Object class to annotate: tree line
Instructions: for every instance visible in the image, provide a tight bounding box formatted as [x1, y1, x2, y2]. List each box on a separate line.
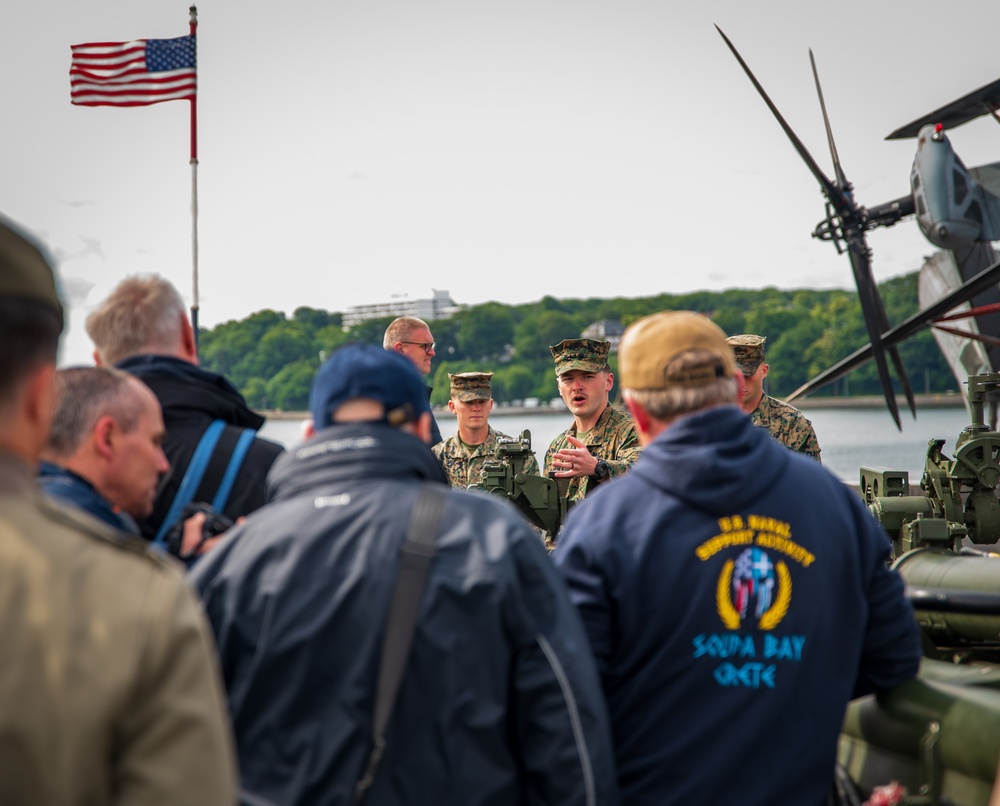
[197, 271, 955, 411]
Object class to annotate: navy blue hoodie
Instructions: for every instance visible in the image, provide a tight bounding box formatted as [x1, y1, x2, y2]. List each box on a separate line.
[554, 404, 921, 806]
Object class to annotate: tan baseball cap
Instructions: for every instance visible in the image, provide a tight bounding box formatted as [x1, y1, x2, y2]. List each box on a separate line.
[449, 371, 493, 402]
[619, 311, 736, 390]
[550, 339, 611, 376]
[0, 217, 63, 321]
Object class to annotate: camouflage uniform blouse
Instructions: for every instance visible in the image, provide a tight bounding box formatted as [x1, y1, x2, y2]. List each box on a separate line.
[433, 426, 541, 488]
[751, 394, 822, 462]
[543, 404, 641, 503]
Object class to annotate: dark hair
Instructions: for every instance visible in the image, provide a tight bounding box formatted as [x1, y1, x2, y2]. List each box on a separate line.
[0, 297, 62, 406]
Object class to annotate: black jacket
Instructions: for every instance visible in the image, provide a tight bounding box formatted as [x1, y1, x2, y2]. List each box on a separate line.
[117, 355, 284, 542]
[426, 383, 442, 446]
[190, 423, 618, 806]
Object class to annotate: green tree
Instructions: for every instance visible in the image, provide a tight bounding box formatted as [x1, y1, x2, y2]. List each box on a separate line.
[199, 309, 285, 380]
[234, 320, 314, 383]
[243, 377, 269, 411]
[265, 360, 318, 411]
[345, 317, 394, 346]
[457, 303, 514, 361]
[293, 306, 340, 330]
[493, 364, 537, 403]
[314, 324, 352, 358]
[513, 311, 583, 361]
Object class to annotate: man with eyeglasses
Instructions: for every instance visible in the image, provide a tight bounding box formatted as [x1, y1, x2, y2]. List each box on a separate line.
[384, 316, 443, 446]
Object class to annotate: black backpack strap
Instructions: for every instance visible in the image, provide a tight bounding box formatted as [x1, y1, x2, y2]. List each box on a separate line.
[354, 483, 447, 805]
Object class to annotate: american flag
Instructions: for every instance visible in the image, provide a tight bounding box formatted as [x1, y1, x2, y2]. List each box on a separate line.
[70, 35, 196, 107]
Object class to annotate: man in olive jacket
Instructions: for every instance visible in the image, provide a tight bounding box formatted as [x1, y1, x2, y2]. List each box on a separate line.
[0, 216, 236, 805]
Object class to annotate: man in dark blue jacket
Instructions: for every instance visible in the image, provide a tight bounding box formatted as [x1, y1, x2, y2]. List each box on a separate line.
[554, 311, 921, 806]
[86, 275, 284, 544]
[190, 344, 618, 806]
[39, 366, 169, 535]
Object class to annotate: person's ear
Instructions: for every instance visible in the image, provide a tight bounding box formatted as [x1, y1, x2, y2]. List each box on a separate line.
[180, 314, 198, 365]
[624, 396, 651, 436]
[93, 415, 116, 460]
[303, 419, 316, 439]
[25, 363, 57, 445]
[414, 411, 432, 444]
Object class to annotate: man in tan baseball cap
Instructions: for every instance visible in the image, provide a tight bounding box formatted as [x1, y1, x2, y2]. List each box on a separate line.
[552, 310, 920, 806]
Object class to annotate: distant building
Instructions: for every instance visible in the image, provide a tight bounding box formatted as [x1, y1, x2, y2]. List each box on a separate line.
[341, 289, 460, 328]
[582, 319, 624, 354]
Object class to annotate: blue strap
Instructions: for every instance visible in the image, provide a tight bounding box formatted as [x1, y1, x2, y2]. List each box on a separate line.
[152, 420, 227, 548]
[211, 427, 256, 512]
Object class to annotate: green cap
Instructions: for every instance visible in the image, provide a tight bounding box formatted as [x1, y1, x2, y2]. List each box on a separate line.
[550, 339, 610, 376]
[0, 217, 63, 322]
[449, 371, 493, 402]
[727, 334, 766, 376]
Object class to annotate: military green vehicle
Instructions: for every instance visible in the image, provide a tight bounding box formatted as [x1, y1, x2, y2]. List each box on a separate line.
[470, 429, 573, 537]
[843, 373, 1000, 805]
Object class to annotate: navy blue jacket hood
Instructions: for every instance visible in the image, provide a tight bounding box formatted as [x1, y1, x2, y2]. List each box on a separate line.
[267, 421, 447, 500]
[632, 404, 787, 513]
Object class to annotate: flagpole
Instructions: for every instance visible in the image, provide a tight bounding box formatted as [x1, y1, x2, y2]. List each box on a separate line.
[189, 4, 200, 352]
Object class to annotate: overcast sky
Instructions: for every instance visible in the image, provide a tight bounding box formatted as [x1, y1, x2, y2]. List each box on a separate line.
[4, 0, 999, 365]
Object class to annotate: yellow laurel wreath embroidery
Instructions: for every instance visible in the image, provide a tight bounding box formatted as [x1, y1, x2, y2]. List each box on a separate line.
[716, 559, 740, 630]
[758, 561, 791, 631]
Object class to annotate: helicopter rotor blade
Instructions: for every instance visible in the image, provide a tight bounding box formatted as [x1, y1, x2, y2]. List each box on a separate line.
[715, 26, 850, 213]
[810, 49, 848, 190]
[786, 257, 1000, 401]
[845, 238, 902, 428]
[717, 25, 912, 426]
[869, 277, 918, 418]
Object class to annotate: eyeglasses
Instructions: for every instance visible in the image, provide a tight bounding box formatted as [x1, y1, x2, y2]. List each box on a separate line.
[401, 341, 435, 354]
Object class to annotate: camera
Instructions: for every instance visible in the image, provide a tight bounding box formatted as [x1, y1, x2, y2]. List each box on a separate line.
[164, 501, 234, 558]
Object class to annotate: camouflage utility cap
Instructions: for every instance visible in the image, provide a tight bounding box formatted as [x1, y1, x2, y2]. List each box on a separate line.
[449, 371, 493, 402]
[0, 217, 63, 321]
[727, 334, 766, 376]
[550, 339, 610, 376]
[619, 311, 736, 390]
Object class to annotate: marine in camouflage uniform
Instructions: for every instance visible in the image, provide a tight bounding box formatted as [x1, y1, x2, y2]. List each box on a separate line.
[543, 404, 640, 501]
[544, 339, 641, 506]
[433, 372, 541, 487]
[728, 333, 822, 462]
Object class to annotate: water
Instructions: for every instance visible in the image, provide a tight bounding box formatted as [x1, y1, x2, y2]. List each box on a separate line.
[260, 405, 975, 484]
